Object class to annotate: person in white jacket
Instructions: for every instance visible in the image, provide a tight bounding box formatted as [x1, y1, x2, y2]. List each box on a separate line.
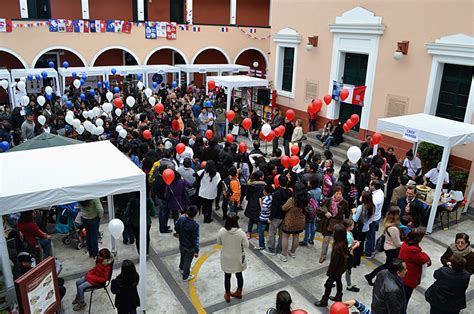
[291, 119, 304, 152]
[217, 213, 249, 303]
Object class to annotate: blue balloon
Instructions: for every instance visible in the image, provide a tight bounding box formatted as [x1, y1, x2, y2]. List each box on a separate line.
[48, 61, 54, 68]
[205, 100, 212, 107]
[0, 141, 10, 152]
[41, 71, 48, 79]
[81, 73, 87, 80]
[27, 74, 33, 81]
[80, 93, 86, 101]
[137, 73, 143, 81]
[111, 68, 116, 75]
[46, 94, 52, 100]
[103, 80, 109, 87]
[61, 95, 68, 101]
[152, 81, 158, 89]
[171, 81, 177, 88]
[80, 79, 85, 86]
[113, 87, 120, 93]
[62, 61, 69, 69]
[35, 74, 41, 80]
[89, 90, 95, 96]
[71, 72, 77, 78]
[66, 100, 72, 108]
[97, 82, 102, 88]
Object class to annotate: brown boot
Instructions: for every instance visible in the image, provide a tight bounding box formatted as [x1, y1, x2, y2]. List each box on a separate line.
[230, 290, 242, 299]
[224, 293, 231, 303]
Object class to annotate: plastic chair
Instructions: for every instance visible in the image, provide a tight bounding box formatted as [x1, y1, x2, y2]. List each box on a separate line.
[84, 261, 115, 314]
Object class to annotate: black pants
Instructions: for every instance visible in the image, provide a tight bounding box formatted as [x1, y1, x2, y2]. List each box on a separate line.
[272, 137, 279, 153]
[201, 198, 214, 223]
[132, 225, 151, 255]
[309, 119, 317, 132]
[323, 274, 342, 298]
[366, 248, 400, 280]
[283, 139, 290, 156]
[117, 308, 137, 314]
[224, 272, 243, 294]
[179, 246, 195, 280]
[404, 285, 414, 306]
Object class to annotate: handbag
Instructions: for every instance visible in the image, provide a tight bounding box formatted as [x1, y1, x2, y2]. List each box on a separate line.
[375, 229, 392, 252]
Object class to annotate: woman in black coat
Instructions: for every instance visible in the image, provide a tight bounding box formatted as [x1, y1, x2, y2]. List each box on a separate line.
[425, 253, 470, 314]
[244, 171, 266, 238]
[111, 260, 140, 314]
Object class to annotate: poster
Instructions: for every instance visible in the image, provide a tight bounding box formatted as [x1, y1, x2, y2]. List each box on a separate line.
[157, 22, 167, 38]
[403, 128, 418, 142]
[166, 22, 177, 40]
[145, 22, 157, 39]
[26, 272, 56, 314]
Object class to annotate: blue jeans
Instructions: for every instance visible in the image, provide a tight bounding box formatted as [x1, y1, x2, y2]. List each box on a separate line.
[217, 123, 226, 139]
[257, 222, 269, 248]
[229, 203, 239, 214]
[323, 136, 334, 147]
[365, 220, 380, 255]
[38, 238, 52, 259]
[75, 276, 93, 301]
[82, 216, 100, 258]
[303, 218, 316, 243]
[157, 198, 170, 232]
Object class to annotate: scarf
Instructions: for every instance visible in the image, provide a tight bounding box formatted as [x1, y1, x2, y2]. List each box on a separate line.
[450, 243, 472, 257]
[331, 195, 342, 215]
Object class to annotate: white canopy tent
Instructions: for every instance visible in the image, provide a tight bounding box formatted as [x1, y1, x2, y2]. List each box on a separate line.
[207, 75, 269, 133]
[103, 66, 146, 85]
[58, 66, 107, 93]
[143, 65, 181, 89]
[0, 141, 148, 311]
[376, 113, 474, 233]
[10, 68, 60, 107]
[0, 70, 14, 107]
[178, 64, 250, 85]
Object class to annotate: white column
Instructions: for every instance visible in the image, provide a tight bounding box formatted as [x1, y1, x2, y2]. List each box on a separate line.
[268, 0, 272, 26]
[426, 145, 450, 233]
[0, 219, 14, 289]
[107, 195, 116, 253]
[19, 0, 28, 18]
[137, 0, 145, 21]
[81, 0, 89, 19]
[138, 188, 147, 312]
[186, 0, 193, 24]
[178, 72, 182, 87]
[230, 0, 237, 25]
[226, 87, 233, 133]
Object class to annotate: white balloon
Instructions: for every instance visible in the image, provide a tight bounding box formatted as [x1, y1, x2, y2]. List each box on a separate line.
[144, 88, 152, 98]
[347, 146, 362, 163]
[87, 110, 94, 119]
[91, 125, 97, 135]
[137, 81, 144, 90]
[84, 120, 93, 132]
[65, 115, 74, 125]
[72, 118, 81, 129]
[106, 91, 113, 102]
[95, 118, 104, 127]
[66, 110, 74, 117]
[95, 126, 104, 135]
[76, 125, 85, 135]
[148, 96, 156, 106]
[102, 102, 113, 113]
[126, 96, 136, 107]
[20, 77, 26, 83]
[115, 108, 122, 116]
[45, 86, 53, 95]
[82, 110, 89, 119]
[119, 129, 127, 139]
[20, 95, 30, 107]
[37, 115, 46, 126]
[0, 80, 8, 90]
[37, 95, 46, 106]
[261, 123, 271, 136]
[92, 107, 100, 117]
[108, 219, 124, 239]
[17, 81, 26, 92]
[115, 125, 123, 132]
[73, 79, 81, 89]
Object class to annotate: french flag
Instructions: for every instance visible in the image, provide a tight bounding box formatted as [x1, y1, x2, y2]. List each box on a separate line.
[249, 28, 256, 33]
[192, 26, 200, 32]
[221, 27, 228, 32]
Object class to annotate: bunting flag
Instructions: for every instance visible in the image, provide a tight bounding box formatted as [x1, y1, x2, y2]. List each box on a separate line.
[192, 26, 200, 32]
[48, 19, 58, 32]
[0, 18, 13, 32]
[249, 28, 256, 33]
[331, 80, 366, 106]
[179, 24, 189, 31]
[237, 26, 269, 40]
[221, 27, 229, 32]
[122, 21, 132, 33]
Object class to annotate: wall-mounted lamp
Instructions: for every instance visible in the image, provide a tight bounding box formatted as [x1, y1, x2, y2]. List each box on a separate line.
[306, 36, 318, 51]
[393, 41, 409, 60]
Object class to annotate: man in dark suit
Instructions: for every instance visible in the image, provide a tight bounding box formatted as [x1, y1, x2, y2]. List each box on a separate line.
[397, 185, 424, 227]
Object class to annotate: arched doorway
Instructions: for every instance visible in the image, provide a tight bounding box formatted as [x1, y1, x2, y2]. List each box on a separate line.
[192, 47, 230, 87]
[146, 48, 187, 85]
[92, 48, 139, 66]
[33, 48, 86, 69]
[235, 48, 267, 77]
[0, 50, 26, 105]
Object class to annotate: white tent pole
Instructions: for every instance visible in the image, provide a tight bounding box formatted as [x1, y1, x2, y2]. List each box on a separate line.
[0, 218, 14, 289]
[138, 188, 147, 312]
[372, 144, 378, 157]
[226, 86, 232, 134]
[426, 145, 450, 233]
[107, 195, 116, 253]
[186, 71, 190, 86]
[178, 71, 182, 87]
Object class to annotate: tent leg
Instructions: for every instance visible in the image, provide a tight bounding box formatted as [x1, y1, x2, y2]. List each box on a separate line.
[0, 219, 14, 289]
[107, 195, 116, 254]
[226, 87, 233, 134]
[372, 144, 378, 157]
[138, 189, 147, 312]
[426, 145, 450, 234]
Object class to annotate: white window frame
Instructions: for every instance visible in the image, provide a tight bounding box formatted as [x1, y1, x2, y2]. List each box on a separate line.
[424, 34, 474, 124]
[273, 28, 301, 99]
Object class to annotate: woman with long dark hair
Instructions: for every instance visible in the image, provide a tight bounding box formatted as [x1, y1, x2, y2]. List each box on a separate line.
[111, 259, 140, 314]
[164, 170, 192, 222]
[244, 171, 266, 239]
[351, 189, 375, 266]
[197, 160, 221, 223]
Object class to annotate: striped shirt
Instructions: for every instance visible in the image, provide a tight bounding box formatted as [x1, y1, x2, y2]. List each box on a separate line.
[259, 195, 272, 222]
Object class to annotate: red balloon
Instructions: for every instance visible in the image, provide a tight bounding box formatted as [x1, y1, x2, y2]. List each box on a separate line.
[259, 131, 267, 141]
[155, 103, 164, 114]
[242, 118, 252, 131]
[238, 142, 247, 153]
[266, 130, 276, 142]
[176, 143, 185, 154]
[274, 175, 280, 188]
[225, 134, 234, 144]
[324, 94, 332, 105]
[226, 110, 235, 122]
[113, 98, 123, 109]
[346, 119, 354, 129]
[162, 169, 175, 185]
[330, 301, 349, 314]
[372, 132, 383, 145]
[350, 114, 360, 124]
[205, 129, 213, 140]
[143, 130, 151, 140]
[279, 125, 286, 136]
[290, 155, 300, 167]
[340, 89, 349, 101]
[286, 109, 295, 121]
[208, 80, 215, 91]
[343, 123, 349, 133]
[291, 144, 299, 156]
[370, 139, 374, 147]
[292, 310, 308, 314]
[312, 99, 322, 113]
[274, 127, 281, 137]
[281, 156, 290, 168]
[200, 161, 207, 168]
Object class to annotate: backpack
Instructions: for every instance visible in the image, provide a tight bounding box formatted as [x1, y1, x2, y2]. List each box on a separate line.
[223, 177, 239, 199]
[322, 174, 334, 197]
[308, 197, 319, 221]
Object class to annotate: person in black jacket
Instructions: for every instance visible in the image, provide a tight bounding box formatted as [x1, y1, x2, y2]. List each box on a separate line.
[111, 259, 140, 314]
[425, 253, 470, 314]
[175, 206, 200, 282]
[371, 258, 407, 314]
[152, 165, 172, 233]
[282, 118, 294, 157]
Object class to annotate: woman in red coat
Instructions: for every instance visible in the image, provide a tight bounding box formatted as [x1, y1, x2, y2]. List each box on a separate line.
[398, 227, 431, 306]
[72, 248, 114, 311]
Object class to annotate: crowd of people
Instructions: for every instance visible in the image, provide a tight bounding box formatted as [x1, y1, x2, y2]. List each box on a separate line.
[1, 78, 472, 314]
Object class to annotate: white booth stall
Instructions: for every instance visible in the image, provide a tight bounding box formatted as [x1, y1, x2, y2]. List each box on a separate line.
[178, 64, 250, 86]
[10, 68, 60, 107]
[58, 66, 107, 93]
[143, 65, 181, 89]
[0, 70, 14, 107]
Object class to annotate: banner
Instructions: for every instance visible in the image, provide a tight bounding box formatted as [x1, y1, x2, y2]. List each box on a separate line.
[157, 22, 167, 38]
[332, 80, 366, 106]
[331, 80, 343, 101]
[145, 22, 157, 39]
[0, 18, 13, 32]
[122, 21, 132, 33]
[166, 22, 177, 40]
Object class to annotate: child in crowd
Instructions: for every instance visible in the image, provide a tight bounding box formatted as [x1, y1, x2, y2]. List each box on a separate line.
[344, 219, 360, 292]
[256, 185, 273, 250]
[400, 215, 412, 237]
[224, 167, 241, 213]
[175, 206, 200, 282]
